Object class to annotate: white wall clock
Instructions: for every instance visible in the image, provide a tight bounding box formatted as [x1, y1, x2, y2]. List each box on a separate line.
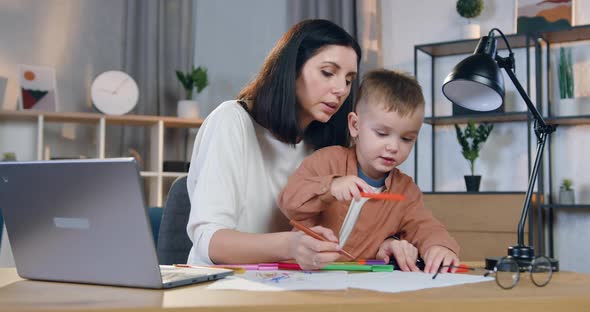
[91, 71, 139, 115]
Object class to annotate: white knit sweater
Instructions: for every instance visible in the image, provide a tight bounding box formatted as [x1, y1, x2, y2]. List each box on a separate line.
[186, 101, 312, 264]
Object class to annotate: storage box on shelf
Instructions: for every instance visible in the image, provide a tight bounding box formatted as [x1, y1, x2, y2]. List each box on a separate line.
[425, 192, 526, 261]
[0, 110, 203, 207]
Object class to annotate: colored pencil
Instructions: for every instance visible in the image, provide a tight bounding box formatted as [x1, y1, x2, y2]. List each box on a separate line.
[174, 264, 246, 274]
[289, 219, 355, 260]
[360, 192, 405, 201]
[278, 262, 302, 270]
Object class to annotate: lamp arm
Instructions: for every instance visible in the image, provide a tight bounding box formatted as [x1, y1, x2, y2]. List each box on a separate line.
[498, 66, 556, 247]
[518, 131, 547, 246]
[498, 61, 549, 128]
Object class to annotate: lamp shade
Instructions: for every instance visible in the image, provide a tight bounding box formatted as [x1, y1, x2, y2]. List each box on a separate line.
[442, 40, 505, 112]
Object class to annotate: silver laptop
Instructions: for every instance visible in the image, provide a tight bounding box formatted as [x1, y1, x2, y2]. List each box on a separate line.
[0, 158, 232, 288]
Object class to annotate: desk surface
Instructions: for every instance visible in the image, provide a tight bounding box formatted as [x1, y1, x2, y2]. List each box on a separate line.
[1, 267, 590, 312]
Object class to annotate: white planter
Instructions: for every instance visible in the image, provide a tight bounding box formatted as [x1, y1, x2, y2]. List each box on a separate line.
[463, 23, 480, 39]
[559, 189, 575, 205]
[177, 100, 200, 119]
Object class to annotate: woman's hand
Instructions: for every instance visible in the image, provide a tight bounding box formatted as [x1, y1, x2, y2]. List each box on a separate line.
[288, 225, 342, 270]
[422, 245, 459, 274]
[376, 238, 421, 272]
[330, 175, 373, 201]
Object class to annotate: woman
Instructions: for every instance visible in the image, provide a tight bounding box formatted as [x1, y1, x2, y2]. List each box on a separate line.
[186, 19, 361, 268]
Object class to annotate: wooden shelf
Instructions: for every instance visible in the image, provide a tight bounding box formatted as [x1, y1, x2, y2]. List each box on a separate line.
[424, 112, 529, 125]
[416, 33, 529, 57]
[1, 109, 202, 207]
[542, 204, 590, 210]
[0, 110, 204, 128]
[415, 25, 590, 58]
[161, 172, 188, 178]
[546, 115, 590, 126]
[541, 24, 590, 45]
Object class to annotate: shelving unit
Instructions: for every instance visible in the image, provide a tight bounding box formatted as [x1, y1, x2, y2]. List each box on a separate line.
[537, 25, 590, 257]
[414, 32, 536, 192]
[413, 25, 590, 260]
[0, 110, 203, 207]
[413, 33, 540, 261]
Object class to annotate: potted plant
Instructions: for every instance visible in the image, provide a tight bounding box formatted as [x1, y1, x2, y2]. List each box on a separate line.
[1, 152, 16, 161]
[175, 66, 208, 119]
[454, 121, 493, 192]
[456, 0, 484, 39]
[559, 178, 575, 205]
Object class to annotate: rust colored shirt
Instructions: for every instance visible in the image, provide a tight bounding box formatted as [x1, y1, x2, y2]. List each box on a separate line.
[279, 146, 460, 260]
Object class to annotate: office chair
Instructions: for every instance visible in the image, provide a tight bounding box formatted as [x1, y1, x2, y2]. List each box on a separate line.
[147, 207, 163, 247]
[156, 176, 193, 265]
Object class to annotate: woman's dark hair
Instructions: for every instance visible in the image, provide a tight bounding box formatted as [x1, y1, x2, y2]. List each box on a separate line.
[238, 19, 361, 149]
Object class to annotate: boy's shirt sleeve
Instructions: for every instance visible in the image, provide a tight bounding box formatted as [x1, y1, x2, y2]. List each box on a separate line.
[278, 148, 340, 222]
[397, 184, 461, 256]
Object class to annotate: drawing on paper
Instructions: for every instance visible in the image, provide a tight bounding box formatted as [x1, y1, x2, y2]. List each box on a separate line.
[255, 271, 312, 284]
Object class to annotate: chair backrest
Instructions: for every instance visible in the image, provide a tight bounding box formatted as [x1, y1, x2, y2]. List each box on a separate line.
[156, 176, 193, 265]
[147, 207, 163, 247]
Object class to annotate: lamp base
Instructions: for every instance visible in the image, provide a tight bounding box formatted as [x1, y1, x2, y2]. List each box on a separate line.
[485, 245, 559, 271]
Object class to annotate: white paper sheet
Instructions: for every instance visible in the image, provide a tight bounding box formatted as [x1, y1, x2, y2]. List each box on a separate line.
[347, 271, 494, 293]
[206, 270, 348, 291]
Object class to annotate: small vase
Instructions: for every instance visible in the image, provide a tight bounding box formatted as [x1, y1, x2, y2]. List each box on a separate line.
[177, 100, 200, 119]
[559, 188, 575, 205]
[464, 175, 481, 192]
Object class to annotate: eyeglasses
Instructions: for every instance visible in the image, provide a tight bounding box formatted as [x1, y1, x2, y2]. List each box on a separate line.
[432, 256, 553, 290]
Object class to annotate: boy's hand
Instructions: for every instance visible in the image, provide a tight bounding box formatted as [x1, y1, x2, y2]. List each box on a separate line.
[330, 175, 373, 201]
[376, 237, 421, 272]
[422, 245, 459, 274]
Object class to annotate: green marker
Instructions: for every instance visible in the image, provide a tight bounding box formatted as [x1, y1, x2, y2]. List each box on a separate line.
[321, 264, 373, 271]
[371, 265, 394, 272]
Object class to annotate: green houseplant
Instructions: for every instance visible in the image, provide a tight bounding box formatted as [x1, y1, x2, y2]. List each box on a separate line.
[558, 47, 574, 99]
[175, 66, 208, 118]
[1, 152, 16, 161]
[454, 121, 494, 191]
[456, 0, 484, 39]
[559, 178, 575, 205]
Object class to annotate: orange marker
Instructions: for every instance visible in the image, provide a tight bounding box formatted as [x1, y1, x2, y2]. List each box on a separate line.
[360, 192, 405, 201]
[289, 219, 355, 260]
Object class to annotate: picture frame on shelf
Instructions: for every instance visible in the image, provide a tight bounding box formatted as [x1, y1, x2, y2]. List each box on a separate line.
[17, 64, 59, 112]
[516, 0, 573, 34]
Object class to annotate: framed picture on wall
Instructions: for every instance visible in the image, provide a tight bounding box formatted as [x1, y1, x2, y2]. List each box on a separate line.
[17, 64, 58, 112]
[516, 0, 573, 34]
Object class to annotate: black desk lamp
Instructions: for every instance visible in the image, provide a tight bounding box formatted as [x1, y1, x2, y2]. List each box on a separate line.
[441, 28, 558, 270]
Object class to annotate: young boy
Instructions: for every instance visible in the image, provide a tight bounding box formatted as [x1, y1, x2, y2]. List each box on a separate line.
[279, 69, 460, 273]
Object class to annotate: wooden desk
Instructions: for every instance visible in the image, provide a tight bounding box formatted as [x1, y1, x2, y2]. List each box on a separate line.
[1, 268, 590, 311]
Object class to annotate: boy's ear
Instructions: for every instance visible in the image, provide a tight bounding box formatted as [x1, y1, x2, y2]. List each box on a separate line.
[348, 112, 359, 138]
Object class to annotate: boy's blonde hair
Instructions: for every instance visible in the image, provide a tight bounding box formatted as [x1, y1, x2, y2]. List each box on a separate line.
[354, 69, 425, 117]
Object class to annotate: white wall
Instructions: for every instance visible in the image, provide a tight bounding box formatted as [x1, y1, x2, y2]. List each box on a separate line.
[382, 0, 590, 273]
[192, 0, 289, 117]
[0, 0, 126, 161]
[0, 0, 126, 267]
